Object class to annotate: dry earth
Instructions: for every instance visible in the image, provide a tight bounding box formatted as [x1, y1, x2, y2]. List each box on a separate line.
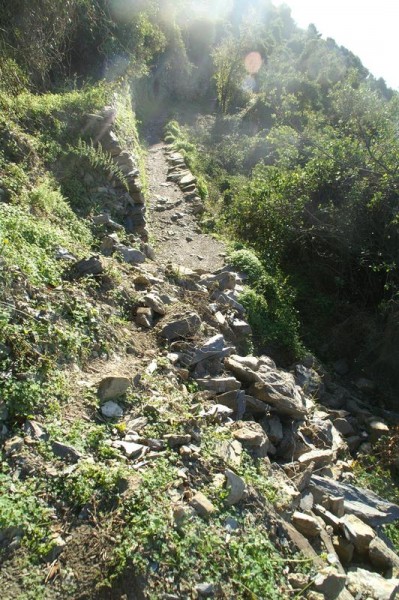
[146, 142, 226, 272]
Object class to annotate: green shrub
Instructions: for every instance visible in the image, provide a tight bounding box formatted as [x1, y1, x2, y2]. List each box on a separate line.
[229, 248, 265, 284]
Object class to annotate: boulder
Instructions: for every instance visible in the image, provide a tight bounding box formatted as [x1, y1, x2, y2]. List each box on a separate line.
[143, 293, 166, 316]
[248, 369, 308, 419]
[298, 449, 334, 469]
[51, 441, 82, 463]
[230, 355, 260, 371]
[136, 307, 153, 328]
[112, 441, 146, 459]
[101, 401, 123, 418]
[197, 377, 241, 394]
[225, 469, 246, 505]
[190, 492, 215, 518]
[72, 256, 105, 278]
[309, 475, 399, 526]
[190, 334, 233, 366]
[98, 376, 131, 400]
[292, 511, 321, 538]
[159, 312, 201, 341]
[233, 422, 269, 449]
[115, 245, 146, 264]
[224, 357, 259, 385]
[217, 440, 243, 467]
[313, 568, 347, 600]
[347, 567, 399, 600]
[230, 319, 252, 336]
[369, 536, 399, 571]
[92, 213, 124, 230]
[367, 418, 389, 443]
[341, 514, 375, 554]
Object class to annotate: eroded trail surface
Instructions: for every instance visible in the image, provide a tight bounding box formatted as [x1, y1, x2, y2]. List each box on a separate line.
[146, 142, 226, 271]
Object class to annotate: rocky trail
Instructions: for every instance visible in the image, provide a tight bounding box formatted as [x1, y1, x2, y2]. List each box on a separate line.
[2, 107, 399, 600]
[146, 142, 225, 272]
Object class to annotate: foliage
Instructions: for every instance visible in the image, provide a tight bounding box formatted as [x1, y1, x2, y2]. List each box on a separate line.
[164, 120, 208, 199]
[229, 247, 303, 359]
[0, 469, 55, 557]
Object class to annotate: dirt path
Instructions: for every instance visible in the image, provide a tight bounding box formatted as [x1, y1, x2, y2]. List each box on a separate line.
[146, 142, 226, 272]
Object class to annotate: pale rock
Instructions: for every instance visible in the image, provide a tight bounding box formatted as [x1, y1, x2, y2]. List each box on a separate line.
[369, 536, 399, 571]
[101, 401, 123, 418]
[300, 491, 314, 512]
[115, 245, 146, 264]
[225, 469, 246, 505]
[126, 417, 148, 432]
[367, 418, 389, 443]
[23, 420, 47, 440]
[136, 307, 153, 328]
[218, 440, 243, 467]
[313, 504, 341, 532]
[143, 293, 166, 316]
[347, 567, 399, 600]
[196, 583, 215, 597]
[309, 475, 399, 526]
[313, 568, 347, 599]
[248, 369, 308, 419]
[231, 319, 252, 336]
[224, 356, 259, 385]
[261, 415, 283, 445]
[230, 354, 260, 371]
[258, 355, 276, 370]
[190, 334, 233, 365]
[190, 492, 215, 518]
[233, 422, 269, 448]
[330, 496, 345, 518]
[197, 377, 241, 394]
[298, 449, 334, 468]
[98, 376, 131, 400]
[292, 511, 321, 538]
[341, 514, 375, 554]
[112, 440, 146, 459]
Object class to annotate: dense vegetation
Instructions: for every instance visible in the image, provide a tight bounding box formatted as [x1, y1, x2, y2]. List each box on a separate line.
[1, 1, 399, 598]
[159, 1, 399, 398]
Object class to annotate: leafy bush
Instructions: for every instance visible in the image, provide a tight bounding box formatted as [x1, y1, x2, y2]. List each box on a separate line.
[229, 248, 265, 284]
[229, 248, 303, 359]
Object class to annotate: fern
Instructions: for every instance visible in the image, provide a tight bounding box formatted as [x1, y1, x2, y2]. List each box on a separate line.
[71, 139, 129, 191]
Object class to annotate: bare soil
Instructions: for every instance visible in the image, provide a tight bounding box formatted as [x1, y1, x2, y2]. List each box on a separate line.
[146, 143, 226, 272]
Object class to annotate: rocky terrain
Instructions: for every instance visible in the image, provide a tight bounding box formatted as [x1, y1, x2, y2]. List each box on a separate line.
[2, 105, 399, 600]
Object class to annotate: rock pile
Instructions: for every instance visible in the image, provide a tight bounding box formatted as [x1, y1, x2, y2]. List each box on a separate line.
[108, 250, 399, 599]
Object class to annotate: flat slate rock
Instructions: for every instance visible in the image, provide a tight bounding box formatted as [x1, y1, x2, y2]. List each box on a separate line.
[309, 475, 399, 526]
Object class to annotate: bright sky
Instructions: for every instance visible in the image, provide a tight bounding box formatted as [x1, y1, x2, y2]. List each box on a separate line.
[277, 0, 399, 90]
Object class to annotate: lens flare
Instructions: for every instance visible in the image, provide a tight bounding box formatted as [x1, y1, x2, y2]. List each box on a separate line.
[244, 51, 263, 74]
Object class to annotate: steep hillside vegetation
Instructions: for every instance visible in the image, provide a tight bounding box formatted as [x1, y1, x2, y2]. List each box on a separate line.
[1, 2, 399, 600]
